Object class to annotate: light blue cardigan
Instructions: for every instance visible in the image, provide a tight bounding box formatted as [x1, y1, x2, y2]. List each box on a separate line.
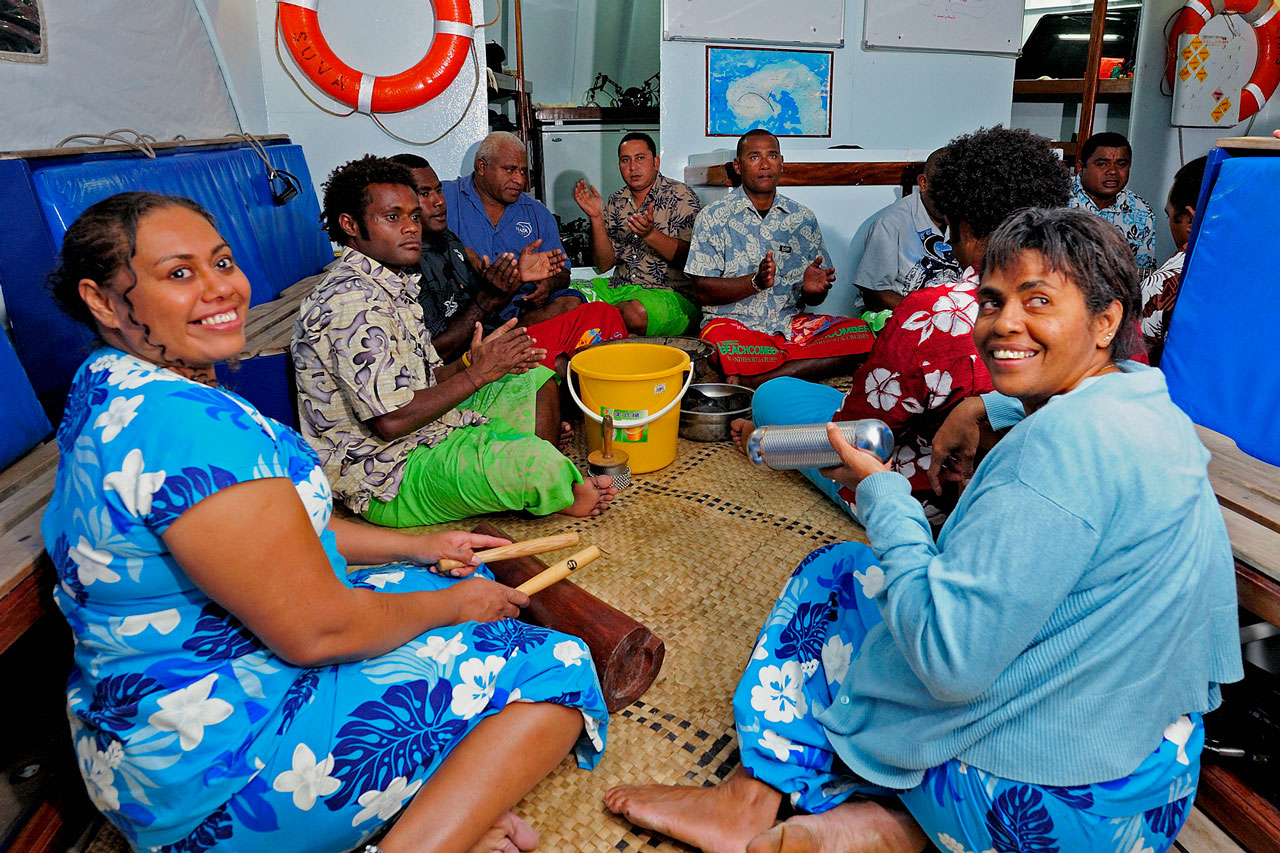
[819, 363, 1242, 789]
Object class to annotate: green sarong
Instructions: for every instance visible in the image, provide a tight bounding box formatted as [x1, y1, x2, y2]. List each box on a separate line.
[363, 366, 583, 527]
[576, 277, 701, 336]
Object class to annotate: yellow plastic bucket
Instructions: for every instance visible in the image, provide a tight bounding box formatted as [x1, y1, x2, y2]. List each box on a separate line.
[568, 342, 693, 473]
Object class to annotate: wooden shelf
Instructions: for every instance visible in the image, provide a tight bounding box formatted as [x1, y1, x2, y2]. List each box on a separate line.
[1198, 763, 1280, 853]
[534, 106, 658, 125]
[490, 72, 530, 99]
[686, 160, 922, 195]
[1013, 77, 1133, 96]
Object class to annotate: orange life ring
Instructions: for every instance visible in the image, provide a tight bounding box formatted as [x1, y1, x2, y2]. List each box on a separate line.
[1166, 0, 1280, 121]
[278, 0, 474, 114]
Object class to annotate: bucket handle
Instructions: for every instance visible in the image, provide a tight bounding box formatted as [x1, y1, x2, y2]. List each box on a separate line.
[566, 361, 694, 429]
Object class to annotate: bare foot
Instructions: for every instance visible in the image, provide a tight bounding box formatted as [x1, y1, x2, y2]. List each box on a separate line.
[560, 474, 618, 517]
[558, 421, 574, 452]
[466, 810, 539, 853]
[745, 800, 927, 853]
[730, 417, 755, 455]
[604, 771, 781, 853]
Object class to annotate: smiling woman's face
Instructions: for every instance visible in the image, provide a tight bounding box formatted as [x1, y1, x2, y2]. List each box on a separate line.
[975, 249, 1120, 412]
[85, 205, 250, 380]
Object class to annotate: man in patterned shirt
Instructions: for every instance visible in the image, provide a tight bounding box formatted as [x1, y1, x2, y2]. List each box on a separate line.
[741, 126, 1071, 527]
[292, 156, 617, 526]
[1069, 132, 1157, 278]
[685, 129, 874, 388]
[572, 132, 703, 335]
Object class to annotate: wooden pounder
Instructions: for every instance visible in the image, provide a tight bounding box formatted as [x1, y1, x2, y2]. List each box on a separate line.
[473, 522, 665, 713]
[515, 546, 601, 595]
[437, 532, 580, 573]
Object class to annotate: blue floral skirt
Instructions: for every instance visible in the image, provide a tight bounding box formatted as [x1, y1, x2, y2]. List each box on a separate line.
[733, 543, 1202, 853]
[157, 565, 609, 853]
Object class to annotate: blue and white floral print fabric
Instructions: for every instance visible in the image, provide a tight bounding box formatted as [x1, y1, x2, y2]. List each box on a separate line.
[42, 349, 608, 851]
[734, 543, 1200, 853]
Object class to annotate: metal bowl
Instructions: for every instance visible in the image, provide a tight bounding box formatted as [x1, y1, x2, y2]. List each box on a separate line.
[580, 335, 718, 383]
[679, 383, 754, 442]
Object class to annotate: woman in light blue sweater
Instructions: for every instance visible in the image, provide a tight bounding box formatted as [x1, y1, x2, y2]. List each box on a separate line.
[605, 208, 1242, 853]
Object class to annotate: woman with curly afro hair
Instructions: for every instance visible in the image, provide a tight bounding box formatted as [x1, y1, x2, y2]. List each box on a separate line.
[742, 126, 1071, 528]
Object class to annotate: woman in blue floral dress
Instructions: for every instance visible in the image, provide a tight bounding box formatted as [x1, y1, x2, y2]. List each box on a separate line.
[605, 210, 1241, 852]
[41, 192, 609, 853]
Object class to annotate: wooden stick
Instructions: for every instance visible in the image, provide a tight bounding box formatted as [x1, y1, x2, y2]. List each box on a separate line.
[436, 532, 580, 572]
[515, 546, 601, 595]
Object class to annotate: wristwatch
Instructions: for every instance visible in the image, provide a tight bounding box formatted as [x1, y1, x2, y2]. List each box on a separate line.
[362, 845, 385, 853]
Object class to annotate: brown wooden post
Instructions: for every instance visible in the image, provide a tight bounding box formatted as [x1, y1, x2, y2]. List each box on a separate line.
[1076, 0, 1109, 155]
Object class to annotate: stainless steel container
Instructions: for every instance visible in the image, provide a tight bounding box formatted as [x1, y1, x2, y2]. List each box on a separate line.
[678, 383, 754, 442]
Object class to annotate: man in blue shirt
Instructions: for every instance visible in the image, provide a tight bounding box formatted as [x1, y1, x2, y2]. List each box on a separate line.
[444, 131, 583, 325]
[1069, 132, 1157, 278]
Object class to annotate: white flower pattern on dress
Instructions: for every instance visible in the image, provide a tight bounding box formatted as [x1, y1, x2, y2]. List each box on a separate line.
[351, 775, 423, 826]
[93, 394, 143, 442]
[759, 729, 804, 762]
[865, 368, 902, 410]
[102, 448, 165, 517]
[146, 673, 234, 751]
[450, 655, 506, 719]
[272, 743, 341, 810]
[417, 632, 467, 667]
[821, 634, 854, 686]
[76, 736, 122, 812]
[71, 536, 120, 586]
[901, 289, 977, 343]
[750, 662, 808, 724]
[118, 609, 180, 636]
[923, 369, 954, 409]
[554, 640, 590, 667]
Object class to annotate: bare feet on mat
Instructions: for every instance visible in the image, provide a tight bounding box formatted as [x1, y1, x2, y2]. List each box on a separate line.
[467, 811, 539, 853]
[561, 474, 618, 517]
[730, 418, 755, 455]
[558, 420, 574, 452]
[604, 771, 781, 853]
[745, 800, 928, 853]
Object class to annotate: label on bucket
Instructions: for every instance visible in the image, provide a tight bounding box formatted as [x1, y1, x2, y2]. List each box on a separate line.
[602, 407, 648, 442]
[654, 382, 667, 395]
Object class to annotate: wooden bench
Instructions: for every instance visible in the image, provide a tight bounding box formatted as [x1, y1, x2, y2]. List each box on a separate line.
[0, 272, 321, 851]
[1192, 425, 1280, 853]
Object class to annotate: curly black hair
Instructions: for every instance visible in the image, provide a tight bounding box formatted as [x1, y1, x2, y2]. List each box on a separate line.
[320, 155, 417, 245]
[928, 126, 1071, 241]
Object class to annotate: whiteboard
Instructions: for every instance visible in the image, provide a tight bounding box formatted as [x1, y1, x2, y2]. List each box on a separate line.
[663, 0, 845, 47]
[864, 0, 1025, 55]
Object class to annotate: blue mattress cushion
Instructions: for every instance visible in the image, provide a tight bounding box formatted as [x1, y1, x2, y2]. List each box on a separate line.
[1163, 155, 1280, 465]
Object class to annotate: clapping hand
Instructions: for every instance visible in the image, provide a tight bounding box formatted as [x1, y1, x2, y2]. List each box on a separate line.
[573, 179, 604, 219]
[516, 238, 567, 283]
[468, 319, 545, 383]
[626, 208, 656, 238]
[801, 255, 836, 296]
[752, 251, 776, 290]
[480, 252, 522, 297]
[818, 421, 890, 491]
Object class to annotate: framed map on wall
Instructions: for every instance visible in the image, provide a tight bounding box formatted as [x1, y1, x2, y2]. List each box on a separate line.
[705, 46, 832, 137]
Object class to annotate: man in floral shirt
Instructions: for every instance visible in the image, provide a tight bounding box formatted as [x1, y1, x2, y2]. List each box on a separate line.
[293, 156, 617, 526]
[744, 127, 1070, 526]
[1069, 132, 1157, 278]
[685, 129, 874, 387]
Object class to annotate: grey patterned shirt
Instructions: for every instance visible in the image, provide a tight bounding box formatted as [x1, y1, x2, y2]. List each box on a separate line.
[291, 247, 485, 513]
[684, 187, 830, 335]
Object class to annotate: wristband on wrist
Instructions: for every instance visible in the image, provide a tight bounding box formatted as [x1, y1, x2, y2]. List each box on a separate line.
[463, 368, 482, 392]
[461, 350, 472, 368]
[751, 273, 766, 291]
